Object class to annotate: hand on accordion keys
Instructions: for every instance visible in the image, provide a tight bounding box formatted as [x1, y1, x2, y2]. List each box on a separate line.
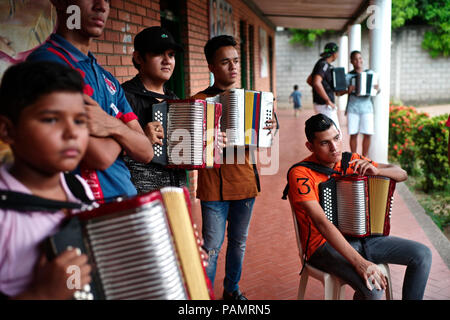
[33, 247, 92, 300]
[217, 131, 227, 152]
[145, 121, 164, 145]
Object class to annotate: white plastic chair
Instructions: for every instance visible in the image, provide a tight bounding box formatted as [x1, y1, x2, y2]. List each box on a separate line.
[290, 207, 393, 300]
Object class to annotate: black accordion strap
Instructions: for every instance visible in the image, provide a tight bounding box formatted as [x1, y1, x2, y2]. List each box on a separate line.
[64, 173, 92, 204]
[0, 173, 92, 213]
[0, 190, 82, 212]
[340, 151, 352, 176]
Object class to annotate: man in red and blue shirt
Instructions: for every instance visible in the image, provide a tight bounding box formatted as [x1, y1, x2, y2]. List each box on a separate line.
[27, 0, 153, 200]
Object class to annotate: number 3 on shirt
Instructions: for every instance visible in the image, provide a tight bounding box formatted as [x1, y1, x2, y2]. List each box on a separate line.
[296, 178, 311, 195]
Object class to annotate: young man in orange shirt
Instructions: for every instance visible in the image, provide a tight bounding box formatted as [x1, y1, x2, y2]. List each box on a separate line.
[286, 114, 431, 299]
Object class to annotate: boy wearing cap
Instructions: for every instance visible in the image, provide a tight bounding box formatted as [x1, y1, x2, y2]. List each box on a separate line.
[307, 42, 346, 130]
[122, 26, 187, 193]
[27, 0, 153, 200]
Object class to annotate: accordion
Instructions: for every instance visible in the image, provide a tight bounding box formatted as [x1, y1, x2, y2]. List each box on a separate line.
[45, 187, 213, 300]
[213, 89, 274, 148]
[150, 99, 222, 169]
[352, 71, 378, 96]
[332, 67, 347, 92]
[319, 175, 396, 237]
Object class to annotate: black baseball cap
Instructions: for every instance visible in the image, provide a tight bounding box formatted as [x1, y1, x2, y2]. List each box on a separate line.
[320, 42, 339, 57]
[134, 26, 183, 54]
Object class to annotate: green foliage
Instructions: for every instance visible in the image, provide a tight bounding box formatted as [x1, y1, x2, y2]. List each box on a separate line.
[413, 114, 450, 192]
[391, 0, 419, 29]
[389, 105, 450, 231]
[388, 104, 428, 175]
[392, 0, 450, 58]
[420, 0, 450, 57]
[288, 29, 327, 47]
[289, 1, 450, 58]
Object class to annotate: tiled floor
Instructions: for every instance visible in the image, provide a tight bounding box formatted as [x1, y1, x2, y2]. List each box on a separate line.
[191, 108, 450, 300]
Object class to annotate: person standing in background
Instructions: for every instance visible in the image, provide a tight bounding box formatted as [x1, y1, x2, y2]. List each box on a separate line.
[307, 42, 346, 130]
[289, 84, 302, 117]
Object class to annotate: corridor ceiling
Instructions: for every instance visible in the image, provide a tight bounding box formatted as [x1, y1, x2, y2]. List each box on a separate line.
[253, 0, 370, 31]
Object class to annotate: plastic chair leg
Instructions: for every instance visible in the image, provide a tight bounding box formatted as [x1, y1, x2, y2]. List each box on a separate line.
[297, 272, 309, 299]
[323, 275, 335, 300]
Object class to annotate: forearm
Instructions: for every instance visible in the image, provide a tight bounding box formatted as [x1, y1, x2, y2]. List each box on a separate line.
[314, 216, 363, 268]
[81, 136, 122, 171]
[109, 120, 153, 164]
[302, 201, 364, 269]
[376, 163, 408, 182]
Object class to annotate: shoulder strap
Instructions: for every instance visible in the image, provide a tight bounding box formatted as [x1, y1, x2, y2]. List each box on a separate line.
[281, 161, 340, 200]
[0, 190, 82, 212]
[64, 173, 92, 204]
[0, 173, 92, 213]
[341, 151, 352, 176]
[281, 152, 353, 200]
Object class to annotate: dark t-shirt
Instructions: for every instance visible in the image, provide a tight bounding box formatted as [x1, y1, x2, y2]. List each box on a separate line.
[311, 58, 335, 105]
[121, 76, 187, 193]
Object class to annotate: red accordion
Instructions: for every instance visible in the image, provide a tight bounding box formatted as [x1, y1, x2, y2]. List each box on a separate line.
[151, 99, 222, 169]
[46, 187, 213, 300]
[320, 175, 396, 237]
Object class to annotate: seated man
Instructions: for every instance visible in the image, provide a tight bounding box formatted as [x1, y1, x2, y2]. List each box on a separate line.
[285, 114, 432, 300]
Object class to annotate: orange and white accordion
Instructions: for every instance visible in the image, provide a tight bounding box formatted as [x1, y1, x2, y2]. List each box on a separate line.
[45, 187, 213, 300]
[319, 175, 396, 237]
[212, 89, 274, 148]
[151, 99, 222, 169]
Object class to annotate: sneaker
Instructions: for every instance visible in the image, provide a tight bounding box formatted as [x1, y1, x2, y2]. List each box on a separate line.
[222, 289, 248, 300]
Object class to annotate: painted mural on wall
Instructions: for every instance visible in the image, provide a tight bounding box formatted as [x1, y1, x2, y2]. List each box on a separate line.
[0, 0, 55, 163]
[209, 0, 235, 85]
[209, 0, 234, 38]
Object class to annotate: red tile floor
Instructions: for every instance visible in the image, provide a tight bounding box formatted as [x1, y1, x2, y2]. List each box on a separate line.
[191, 108, 450, 300]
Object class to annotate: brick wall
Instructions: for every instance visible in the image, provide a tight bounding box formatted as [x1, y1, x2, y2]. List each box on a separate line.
[184, 0, 276, 99]
[90, 0, 276, 99]
[91, 0, 161, 84]
[89, 0, 276, 203]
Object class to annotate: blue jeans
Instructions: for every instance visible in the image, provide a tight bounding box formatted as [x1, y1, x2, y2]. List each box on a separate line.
[201, 198, 255, 293]
[308, 236, 432, 300]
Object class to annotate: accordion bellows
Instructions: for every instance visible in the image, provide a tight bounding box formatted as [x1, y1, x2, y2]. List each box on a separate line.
[217, 89, 274, 148]
[150, 99, 222, 169]
[332, 67, 347, 92]
[320, 175, 395, 237]
[46, 187, 212, 300]
[354, 71, 378, 96]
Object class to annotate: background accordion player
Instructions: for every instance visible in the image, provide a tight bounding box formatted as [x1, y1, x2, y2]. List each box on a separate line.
[150, 99, 222, 169]
[320, 175, 396, 237]
[45, 187, 213, 300]
[213, 88, 274, 148]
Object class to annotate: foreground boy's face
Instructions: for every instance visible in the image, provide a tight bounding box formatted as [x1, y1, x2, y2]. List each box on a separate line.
[11, 92, 89, 175]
